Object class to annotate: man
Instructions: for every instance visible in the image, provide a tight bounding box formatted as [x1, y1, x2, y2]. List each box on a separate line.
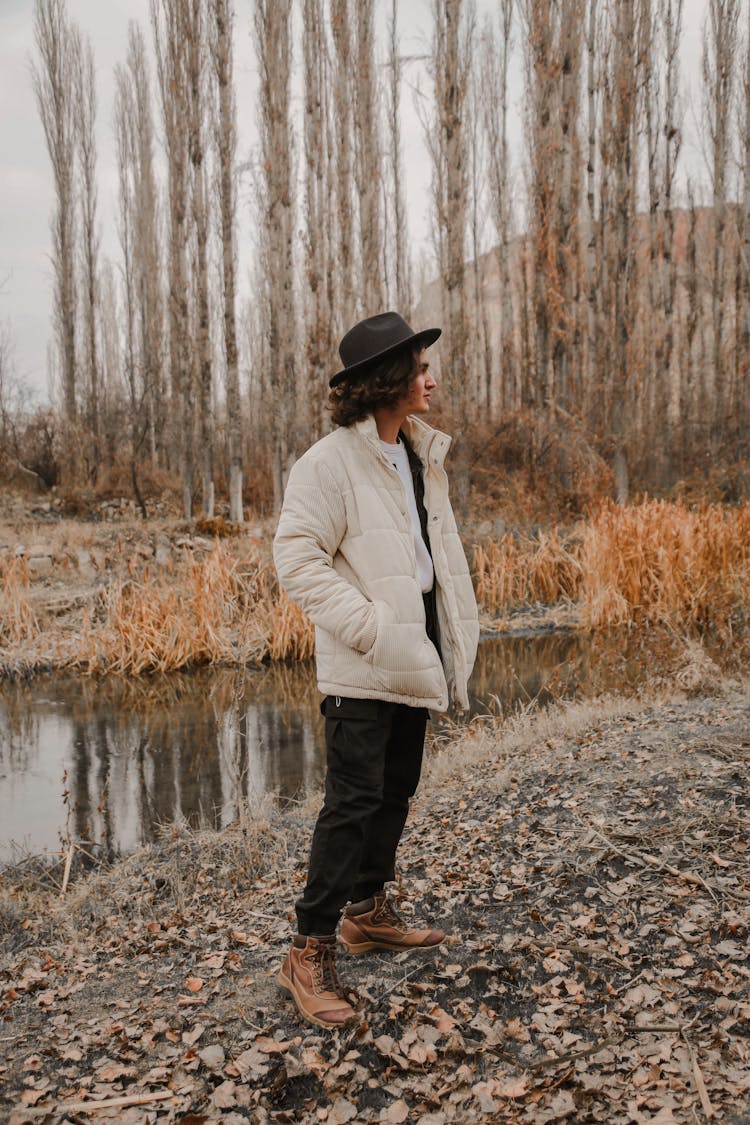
[273, 311, 479, 1029]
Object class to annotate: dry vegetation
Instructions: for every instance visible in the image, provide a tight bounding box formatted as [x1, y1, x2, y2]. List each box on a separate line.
[0, 559, 39, 647]
[579, 499, 750, 632]
[473, 498, 750, 639]
[77, 548, 315, 675]
[473, 527, 582, 612]
[2, 498, 750, 677]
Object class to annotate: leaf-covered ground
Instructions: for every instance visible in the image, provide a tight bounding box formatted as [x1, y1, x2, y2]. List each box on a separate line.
[1, 684, 749, 1124]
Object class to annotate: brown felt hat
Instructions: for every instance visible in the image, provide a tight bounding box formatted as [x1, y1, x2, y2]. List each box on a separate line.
[329, 311, 441, 388]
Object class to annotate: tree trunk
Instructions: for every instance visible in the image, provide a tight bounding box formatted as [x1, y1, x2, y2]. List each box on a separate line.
[302, 0, 334, 443]
[255, 0, 297, 513]
[660, 0, 683, 483]
[212, 0, 243, 521]
[742, 0, 750, 444]
[128, 24, 164, 470]
[607, 0, 638, 501]
[32, 0, 79, 480]
[330, 0, 356, 330]
[703, 0, 740, 452]
[153, 0, 194, 517]
[479, 0, 514, 417]
[185, 0, 214, 518]
[353, 0, 384, 315]
[75, 35, 101, 483]
[386, 0, 412, 318]
[431, 0, 472, 510]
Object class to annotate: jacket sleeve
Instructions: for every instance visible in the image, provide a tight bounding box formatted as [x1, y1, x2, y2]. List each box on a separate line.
[273, 453, 378, 654]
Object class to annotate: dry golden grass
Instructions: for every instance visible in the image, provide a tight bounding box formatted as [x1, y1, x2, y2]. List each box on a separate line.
[78, 544, 314, 675]
[472, 527, 582, 612]
[473, 499, 750, 638]
[4, 499, 748, 677]
[579, 499, 750, 632]
[264, 586, 316, 662]
[0, 557, 39, 645]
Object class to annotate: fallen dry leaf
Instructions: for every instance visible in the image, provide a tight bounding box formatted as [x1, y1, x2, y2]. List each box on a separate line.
[380, 1098, 409, 1123]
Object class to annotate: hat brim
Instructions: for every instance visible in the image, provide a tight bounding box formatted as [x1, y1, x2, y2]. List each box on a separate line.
[329, 327, 442, 388]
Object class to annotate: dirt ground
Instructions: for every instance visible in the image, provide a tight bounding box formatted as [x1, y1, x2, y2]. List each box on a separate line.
[1, 681, 748, 1124]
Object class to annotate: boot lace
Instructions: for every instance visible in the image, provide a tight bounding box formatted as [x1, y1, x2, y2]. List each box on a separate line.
[374, 896, 409, 933]
[312, 941, 346, 997]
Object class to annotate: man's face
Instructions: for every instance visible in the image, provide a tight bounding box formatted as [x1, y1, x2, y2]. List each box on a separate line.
[400, 349, 436, 415]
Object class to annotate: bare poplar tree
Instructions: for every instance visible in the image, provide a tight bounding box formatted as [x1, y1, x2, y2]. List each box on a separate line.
[466, 67, 492, 410]
[524, 0, 584, 421]
[211, 0, 243, 521]
[659, 0, 683, 479]
[114, 69, 148, 515]
[431, 0, 472, 509]
[702, 0, 740, 448]
[741, 0, 750, 441]
[254, 0, 297, 511]
[682, 181, 700, 466]
[184, 0, 215, 517]
[352, 0, 384, 314]
[74, 33, 100, 479]
[152, 0, 194, 516]
[123, 23, 164, 467]
[602, 0, 639, 501]
[637, 0, 681, 483]
[639, 0, 662, 474]
[97, 261, 121, 462]
[115, 33, 168, 514]
[386, 0, 412, 317]
[32, 0, 79, 448]
[330, 0, 356, 329]
[479, 0, 514, 415]
[302, 0, 335, 442]
[583, 0, 601, 428]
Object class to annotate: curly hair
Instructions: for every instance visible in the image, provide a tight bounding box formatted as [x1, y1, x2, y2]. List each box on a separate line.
[327, 345, 418, 427]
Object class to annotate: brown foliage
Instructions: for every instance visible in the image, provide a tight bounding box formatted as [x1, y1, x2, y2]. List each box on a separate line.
[461, 409, 613, 524]
[474, 498, 750, 640]
[579, 498, 750, 633]
[0, 557, 39, 645]
[473, 529, 582, 612]
[78, 544, 313, 674]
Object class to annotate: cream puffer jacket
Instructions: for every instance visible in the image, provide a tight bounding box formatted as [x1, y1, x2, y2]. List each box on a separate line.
[273, 414, 479, 711]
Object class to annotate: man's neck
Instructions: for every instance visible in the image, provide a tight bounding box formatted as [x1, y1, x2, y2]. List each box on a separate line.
[373, 406, 406, 444]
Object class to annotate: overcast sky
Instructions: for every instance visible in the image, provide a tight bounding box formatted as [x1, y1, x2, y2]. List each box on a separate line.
[1, 0, 710, 404]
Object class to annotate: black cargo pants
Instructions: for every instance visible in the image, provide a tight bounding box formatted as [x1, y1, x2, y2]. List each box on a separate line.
[296, 694, 429, 936]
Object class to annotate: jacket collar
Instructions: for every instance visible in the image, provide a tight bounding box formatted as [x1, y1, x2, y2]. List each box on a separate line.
[352, 414, 452, 469]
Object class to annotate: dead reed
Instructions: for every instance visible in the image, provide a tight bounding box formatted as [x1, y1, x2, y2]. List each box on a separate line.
[472, 527, 582, 612]
[0, 557, 39, 645]
[264, 586, 316, 662]
[473, 499, 750, 638]
[579, 499, 750, 632]
[80, 544, 314, 674]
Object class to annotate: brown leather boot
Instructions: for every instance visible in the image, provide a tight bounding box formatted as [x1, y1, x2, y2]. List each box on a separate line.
[340, 892, 445, 954]
[278, 935, 359, 1029]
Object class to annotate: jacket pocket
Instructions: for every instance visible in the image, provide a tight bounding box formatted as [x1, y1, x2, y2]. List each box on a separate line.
[361, 600, 394, 666]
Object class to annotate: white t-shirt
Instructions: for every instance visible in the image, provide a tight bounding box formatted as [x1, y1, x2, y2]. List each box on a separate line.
[380, 438, 435, 593]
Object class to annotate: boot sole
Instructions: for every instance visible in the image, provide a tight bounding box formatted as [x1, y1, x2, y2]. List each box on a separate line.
[341, 936, 444, 955]
[278, 967, 359, 1030]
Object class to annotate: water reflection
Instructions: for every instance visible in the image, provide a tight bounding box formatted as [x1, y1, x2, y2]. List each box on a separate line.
[0, 631, 650, 862]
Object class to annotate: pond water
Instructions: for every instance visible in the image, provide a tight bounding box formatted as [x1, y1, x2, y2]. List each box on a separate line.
[0, 631, 649, 863]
